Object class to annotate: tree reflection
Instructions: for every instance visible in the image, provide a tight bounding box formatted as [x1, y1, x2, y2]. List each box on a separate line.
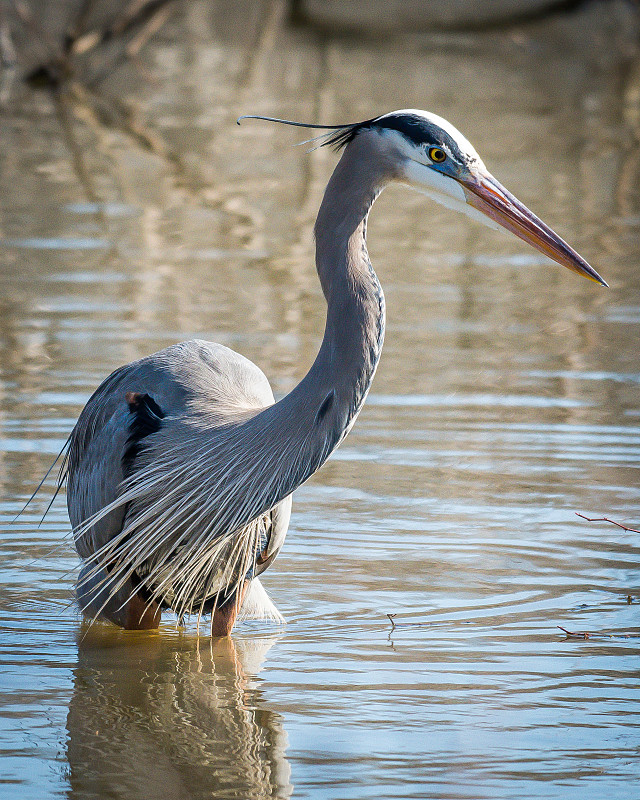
[66, 627, 292, 799]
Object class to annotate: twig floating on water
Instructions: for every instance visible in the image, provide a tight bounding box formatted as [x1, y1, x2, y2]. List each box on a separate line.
[557, 625, 590, 639]
[384, 614, 436, 630]
[575, 513, 640, 534]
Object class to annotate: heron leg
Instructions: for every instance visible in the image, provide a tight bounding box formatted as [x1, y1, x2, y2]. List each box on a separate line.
[121, 592, 162, 630]
[210, 581, 249, 637]
[77, 563, 161, 630]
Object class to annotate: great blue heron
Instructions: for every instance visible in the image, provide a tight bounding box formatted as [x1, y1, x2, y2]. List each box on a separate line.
[66, 109, 606, 636]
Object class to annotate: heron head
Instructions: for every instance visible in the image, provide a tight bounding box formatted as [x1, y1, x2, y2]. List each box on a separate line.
[358, 109, 607, 286]
[237, 109, 606, 286]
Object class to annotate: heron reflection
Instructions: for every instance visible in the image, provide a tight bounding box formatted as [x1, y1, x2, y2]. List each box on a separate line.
[66, 628, 291, 799]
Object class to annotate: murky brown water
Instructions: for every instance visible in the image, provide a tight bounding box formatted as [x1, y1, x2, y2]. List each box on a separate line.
[1, 2, 639, 798]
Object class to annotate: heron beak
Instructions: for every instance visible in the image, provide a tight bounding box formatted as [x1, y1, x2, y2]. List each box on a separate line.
[459, 169, 608, 287]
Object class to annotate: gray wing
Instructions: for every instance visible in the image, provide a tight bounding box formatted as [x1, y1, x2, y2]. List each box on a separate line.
[67, 339, 287, 563]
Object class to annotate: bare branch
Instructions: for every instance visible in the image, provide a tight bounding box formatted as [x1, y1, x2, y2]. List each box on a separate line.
[576, 513, 640, 534]
[87, 0, 178, 50]
[64, 0, 95, 54]
[9, 0, 59, 58]
[126, 2, 175, 59]
[557, 625, 590, 639]
[0, 5, 17, 68]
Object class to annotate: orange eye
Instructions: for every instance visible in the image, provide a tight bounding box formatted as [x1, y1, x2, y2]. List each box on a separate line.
[428, 147, 446, 163]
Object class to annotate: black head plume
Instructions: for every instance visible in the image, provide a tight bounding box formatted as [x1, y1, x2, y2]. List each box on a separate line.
[237, 114, 379, 151]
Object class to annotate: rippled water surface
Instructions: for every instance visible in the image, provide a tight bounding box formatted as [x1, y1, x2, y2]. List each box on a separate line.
[1, 2, 639, 798]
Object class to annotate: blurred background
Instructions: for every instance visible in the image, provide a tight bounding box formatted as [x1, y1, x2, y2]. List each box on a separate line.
[0, 1, 639, 799]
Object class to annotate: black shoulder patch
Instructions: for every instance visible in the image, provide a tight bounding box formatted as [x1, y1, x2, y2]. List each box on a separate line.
[315, 389, 335, 424]
[123, 392, 165, 474]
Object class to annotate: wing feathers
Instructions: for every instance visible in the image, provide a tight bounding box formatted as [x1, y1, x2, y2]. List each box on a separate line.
[122, 392, 166, 474]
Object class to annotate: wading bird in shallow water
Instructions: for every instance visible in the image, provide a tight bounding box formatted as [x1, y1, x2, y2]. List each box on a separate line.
[66, 109, 607, 635]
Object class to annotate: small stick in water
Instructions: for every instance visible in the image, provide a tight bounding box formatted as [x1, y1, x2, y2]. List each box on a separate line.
[576, 513, 640, 534]
[557, 625, 590, 639]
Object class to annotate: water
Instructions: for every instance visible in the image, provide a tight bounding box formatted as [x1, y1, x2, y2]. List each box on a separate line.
[1, 2, 639, 798]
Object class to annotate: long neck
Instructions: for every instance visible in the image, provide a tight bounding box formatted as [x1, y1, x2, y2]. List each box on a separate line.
[275, 136, 388, 468]
[188, 139, 389, 536]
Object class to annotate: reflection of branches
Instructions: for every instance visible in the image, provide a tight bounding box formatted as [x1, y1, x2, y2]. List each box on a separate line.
[7, 0, 268, 245]
[64, 0, 94, 54]
[84, 1, 180, 87]
[234, 0, 287, 94]
[54, 90, 100, 204]
[0, 4, 17, 105]
[5, 0, 298, 260]
[0, 5, 16, 67]
[610, 55, 640, 223]
[7, 0, 192, 187]
[65, 78, 204, 191]
[7, 0, 179, 87]
[289, 0, 627, 34]
[75, 0, 178, 54]
[9, 0, 60, 63]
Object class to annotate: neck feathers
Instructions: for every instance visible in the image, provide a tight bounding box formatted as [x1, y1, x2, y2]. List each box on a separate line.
[314, 135, 387, 303]
[289, 134, 389, 461]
